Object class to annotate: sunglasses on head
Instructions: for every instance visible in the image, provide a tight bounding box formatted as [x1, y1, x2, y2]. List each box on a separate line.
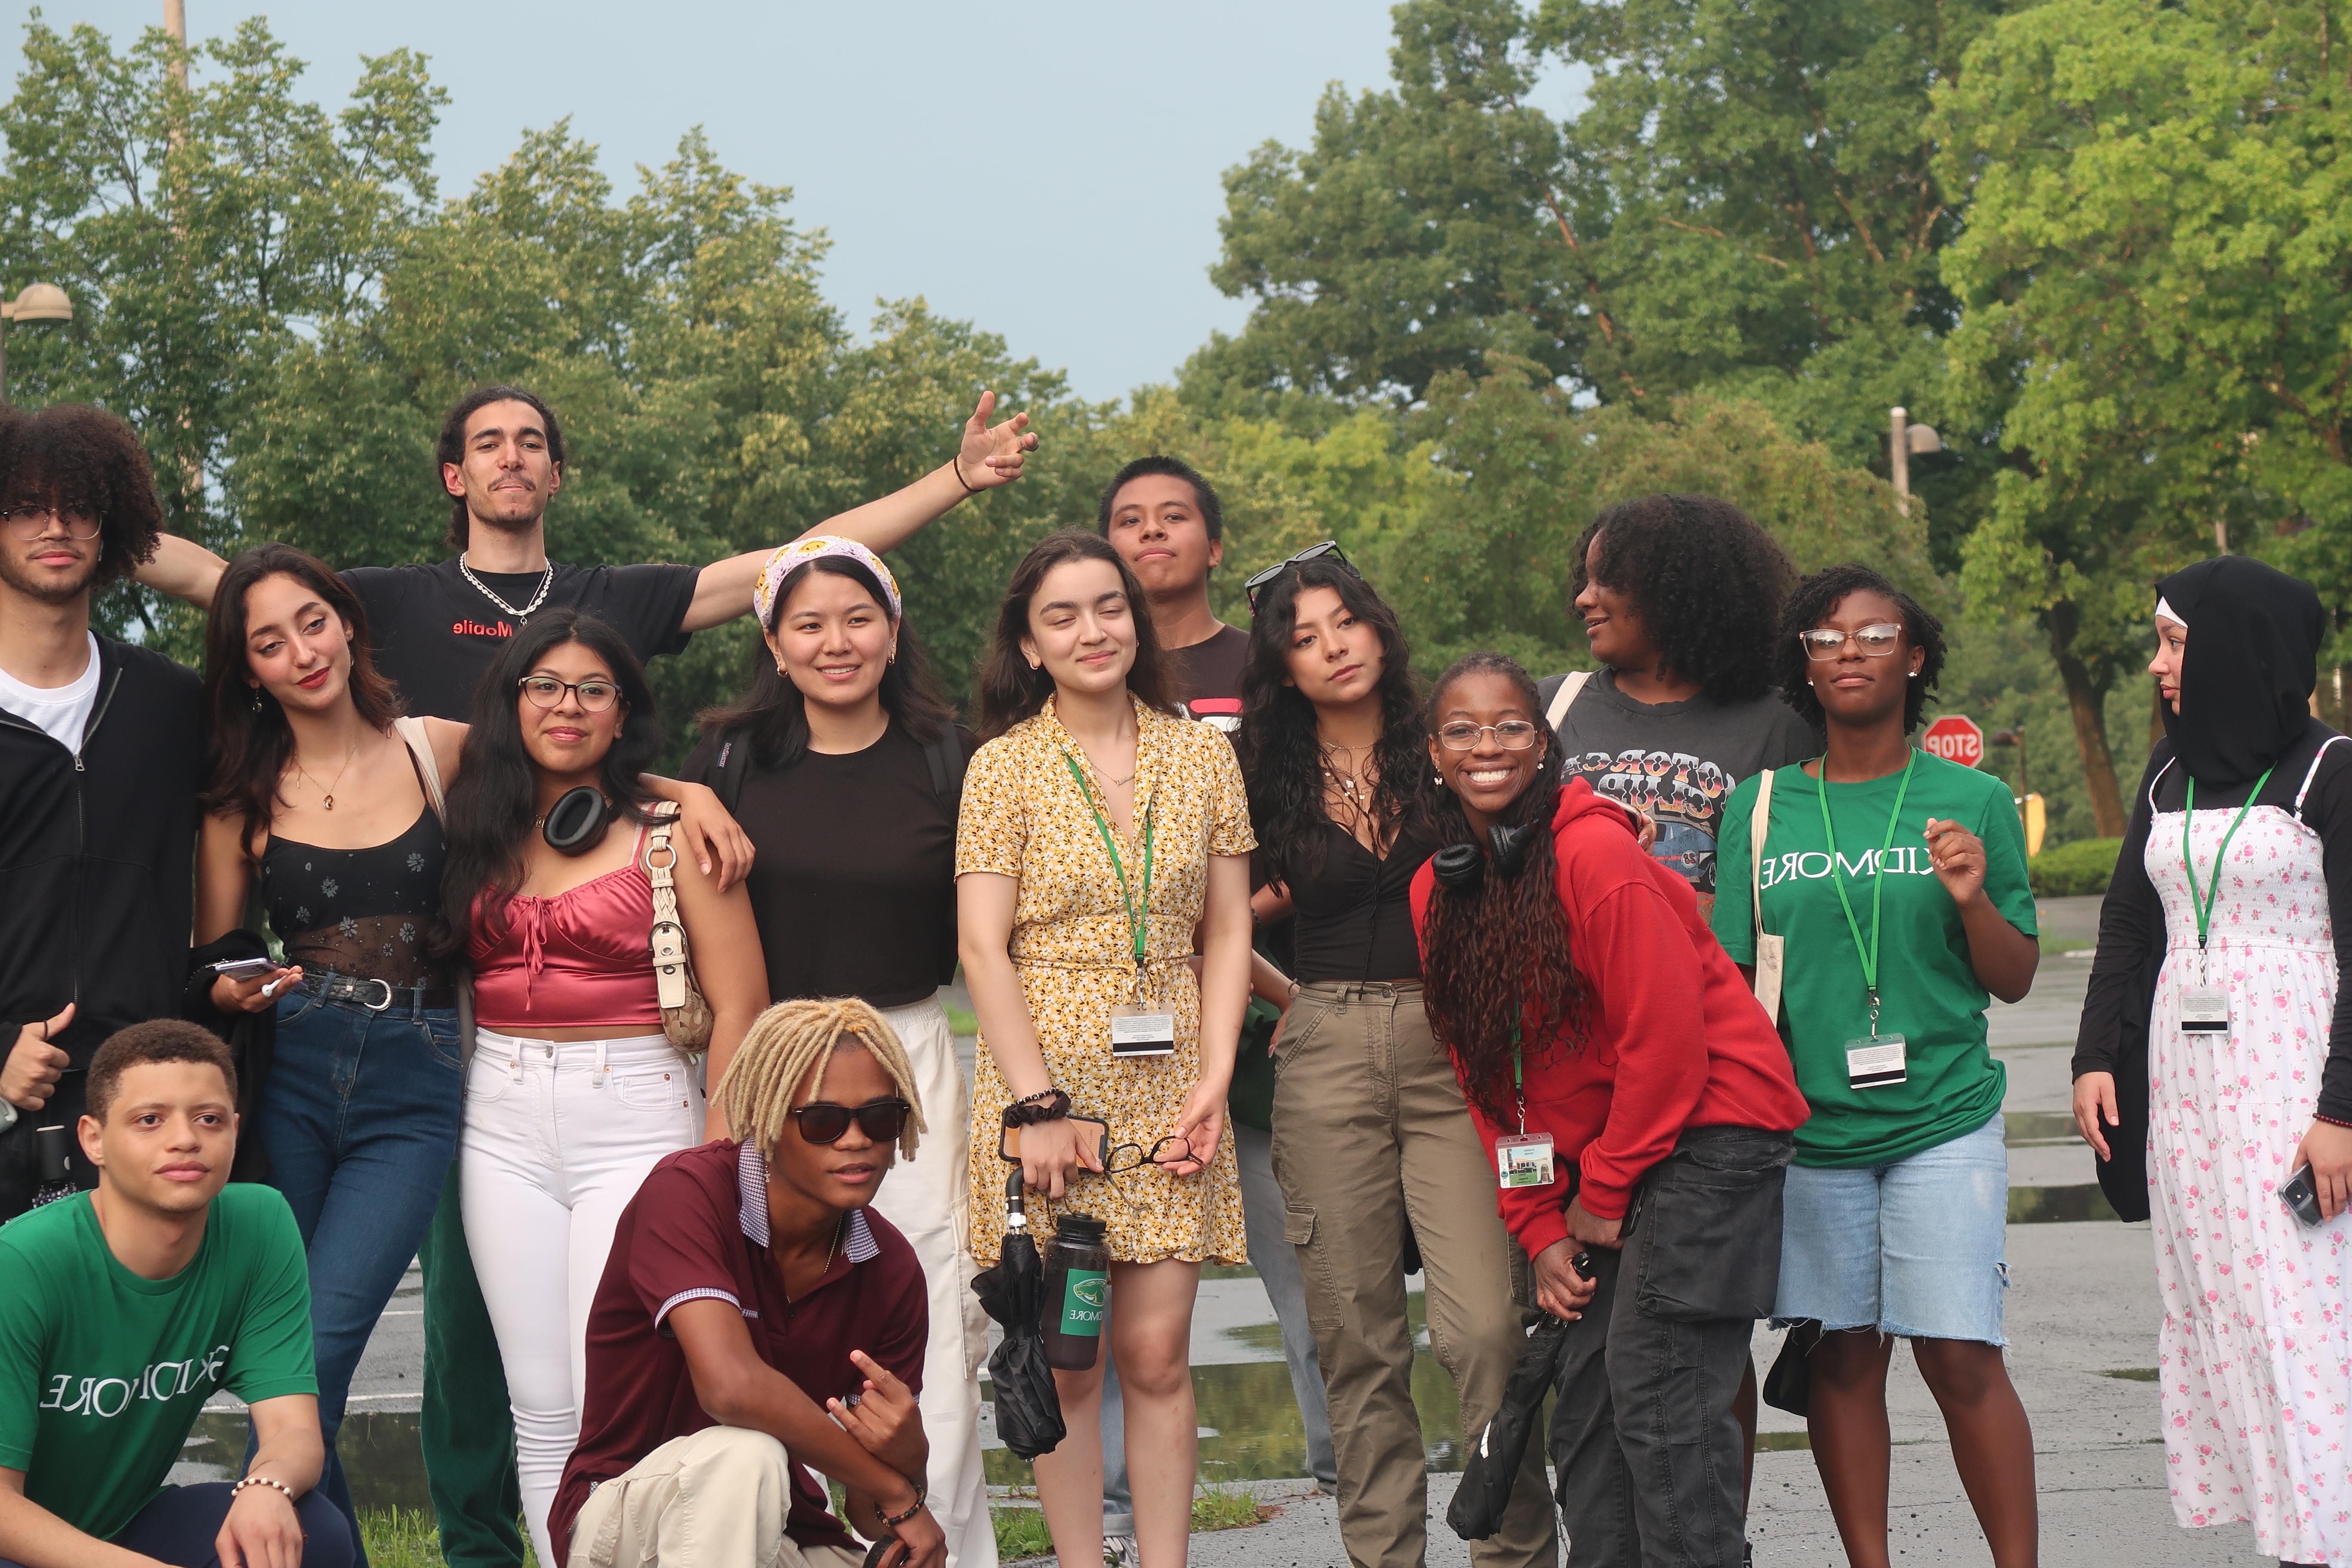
[790, 1097, 912, 1145]
[1244, 541, 1360, 616]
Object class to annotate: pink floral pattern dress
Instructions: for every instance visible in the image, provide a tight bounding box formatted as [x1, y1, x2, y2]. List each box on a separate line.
[2146, 767, 2352, 1563]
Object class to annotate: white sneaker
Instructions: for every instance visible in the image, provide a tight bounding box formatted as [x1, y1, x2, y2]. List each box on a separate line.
[1102, 1535, 1138, 1568]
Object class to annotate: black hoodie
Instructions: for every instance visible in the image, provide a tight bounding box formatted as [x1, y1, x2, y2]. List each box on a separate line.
[0, 635, 203, 1212]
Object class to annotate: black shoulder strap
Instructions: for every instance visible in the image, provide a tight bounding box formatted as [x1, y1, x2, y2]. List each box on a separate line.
[709, 728, 749, 817]
[925, 728, 968, 807]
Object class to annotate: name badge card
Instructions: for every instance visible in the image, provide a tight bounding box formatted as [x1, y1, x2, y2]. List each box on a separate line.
[1110, 1004, 1176, 1057]
[2180, 986, 2231, 1034]
[1495, 1133, 1556, 1189]
[1845, 1035, 1907, 1089]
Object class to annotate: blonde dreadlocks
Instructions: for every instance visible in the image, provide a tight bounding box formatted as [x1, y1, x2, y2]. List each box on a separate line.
[715, 997, 928, 1160]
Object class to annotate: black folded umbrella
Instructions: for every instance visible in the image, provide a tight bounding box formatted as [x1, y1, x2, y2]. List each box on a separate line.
[970, 1171, 1066, 1460]
[1447, 1312, 1572, 1541]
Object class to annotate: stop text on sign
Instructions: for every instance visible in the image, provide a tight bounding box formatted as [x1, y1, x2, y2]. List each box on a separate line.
[1922, 715, 1985, 768]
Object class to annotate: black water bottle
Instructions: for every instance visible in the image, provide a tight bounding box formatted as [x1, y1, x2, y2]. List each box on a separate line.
[29, 1124, 74, 1207]
[1038, 1214, 1110, 1371]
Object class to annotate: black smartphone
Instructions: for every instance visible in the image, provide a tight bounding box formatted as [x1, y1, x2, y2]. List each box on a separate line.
[1000, 1115, 1112, 1170]
[211, 956, 277, 982]
[2281, 1163, 2326, 1228]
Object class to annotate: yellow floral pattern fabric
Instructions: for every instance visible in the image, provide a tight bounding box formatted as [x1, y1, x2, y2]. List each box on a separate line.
[957, 695, 1255, 1265]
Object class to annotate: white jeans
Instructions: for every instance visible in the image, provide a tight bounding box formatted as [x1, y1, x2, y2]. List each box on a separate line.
[869, 998, 995, 1568]
[462, 1027, 703, 1568]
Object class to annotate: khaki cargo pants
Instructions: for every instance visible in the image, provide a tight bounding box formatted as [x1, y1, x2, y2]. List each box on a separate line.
[1271, 980, 1555, 1568]
[567, 1426, 866, 1568]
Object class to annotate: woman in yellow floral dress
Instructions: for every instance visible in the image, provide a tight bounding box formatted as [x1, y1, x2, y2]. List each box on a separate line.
[956, 530, 1255, 1568]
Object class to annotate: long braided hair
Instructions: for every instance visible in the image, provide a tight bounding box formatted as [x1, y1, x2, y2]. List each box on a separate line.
[1416, 652, 1589, 1128]
[715, 998, 928, 1160]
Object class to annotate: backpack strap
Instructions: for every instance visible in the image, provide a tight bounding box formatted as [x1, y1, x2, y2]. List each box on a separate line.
[925, 726, 968, 807]
[1545, 670, 1592, 733]
[707, 727, 749, 818]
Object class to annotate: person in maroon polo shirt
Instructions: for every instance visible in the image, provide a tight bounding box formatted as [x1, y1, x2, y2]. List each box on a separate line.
[551, 1000, 946, 1568]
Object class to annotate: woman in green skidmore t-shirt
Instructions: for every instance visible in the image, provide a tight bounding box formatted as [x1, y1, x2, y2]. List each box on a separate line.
[1710, 564, 2042, 1568]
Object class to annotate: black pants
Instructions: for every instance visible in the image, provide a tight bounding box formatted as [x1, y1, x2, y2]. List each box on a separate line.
[1547, 1126, 1792, 1568]
[0, 1482, 355, 1568]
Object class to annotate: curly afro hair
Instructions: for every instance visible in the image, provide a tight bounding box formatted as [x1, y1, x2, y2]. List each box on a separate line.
[1570, 494, 1793, 704]
[0, 404, 164, 586]
[1774, 563, 1945, 733]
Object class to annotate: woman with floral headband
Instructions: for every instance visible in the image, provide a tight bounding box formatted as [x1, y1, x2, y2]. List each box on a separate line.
[684, 535, 993, 1568]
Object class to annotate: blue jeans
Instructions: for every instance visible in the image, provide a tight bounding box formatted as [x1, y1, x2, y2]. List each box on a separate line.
[0, 1482, 354, 1568]
[258, 989, 463, 1565]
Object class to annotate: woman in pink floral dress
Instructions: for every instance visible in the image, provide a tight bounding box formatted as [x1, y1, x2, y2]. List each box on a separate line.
[2074, 555, 2352, 1567]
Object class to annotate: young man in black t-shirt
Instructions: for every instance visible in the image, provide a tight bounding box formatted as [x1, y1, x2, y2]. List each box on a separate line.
[135, 384, 1037, 1568]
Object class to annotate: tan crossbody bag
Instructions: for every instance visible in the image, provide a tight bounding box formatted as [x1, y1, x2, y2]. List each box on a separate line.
[1749, 769, 1785, 1025]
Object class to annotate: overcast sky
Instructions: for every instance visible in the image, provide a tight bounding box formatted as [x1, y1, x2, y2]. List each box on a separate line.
[12, 1, 1565, 402]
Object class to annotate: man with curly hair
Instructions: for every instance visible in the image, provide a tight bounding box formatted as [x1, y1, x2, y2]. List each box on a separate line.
[1538, 494, 1818, 916]
[0, 404, 204, 1219]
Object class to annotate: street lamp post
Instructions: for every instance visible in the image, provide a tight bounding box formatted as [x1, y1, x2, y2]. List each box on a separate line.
[0, 283, 74, 405]
[1890, 406, 1943, 514]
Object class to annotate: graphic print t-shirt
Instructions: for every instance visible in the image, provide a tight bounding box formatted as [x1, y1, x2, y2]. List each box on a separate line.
[1164, 625, 1249, 731]
[1710, 752, 2037, 1167]
[343, 560, 700, 720]
[0, 1185, 315, 1540]
[1536, 669, 1818, 901]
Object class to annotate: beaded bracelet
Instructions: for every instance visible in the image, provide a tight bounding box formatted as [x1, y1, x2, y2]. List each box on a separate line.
[232, 1475, 297, 1504]
[2314, 1112, 2352, 1130]
[873, 1480, 928, 1529]
[1002, 1088, 1071, 1129]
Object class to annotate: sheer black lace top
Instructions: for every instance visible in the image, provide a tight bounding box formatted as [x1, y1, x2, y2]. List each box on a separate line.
[260, 805, 449, 989]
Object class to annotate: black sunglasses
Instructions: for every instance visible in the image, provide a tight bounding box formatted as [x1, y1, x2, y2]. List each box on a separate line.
[1243, 540, 1360, 615]
[790, 1097, 912, 1145]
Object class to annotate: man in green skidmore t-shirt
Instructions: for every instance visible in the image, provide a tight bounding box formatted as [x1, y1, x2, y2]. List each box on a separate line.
[0, 1021, 350, 1568]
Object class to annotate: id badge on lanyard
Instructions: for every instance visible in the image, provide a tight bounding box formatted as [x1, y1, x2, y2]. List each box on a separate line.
[2177, 769, 2271, 1038]
[1111, 982, 1176, 1058]
[1498, 1038, 1557, 1190]
[1816, 755, 1915, 1092]
[1068, 753, 1173, 1059]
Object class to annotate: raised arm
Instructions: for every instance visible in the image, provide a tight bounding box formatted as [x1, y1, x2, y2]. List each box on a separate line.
[681, 391, 1037, 633]
[133, 533, 229, 612]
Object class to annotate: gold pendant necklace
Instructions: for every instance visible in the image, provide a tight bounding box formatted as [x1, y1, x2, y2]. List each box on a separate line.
[294, 737, 361, 811]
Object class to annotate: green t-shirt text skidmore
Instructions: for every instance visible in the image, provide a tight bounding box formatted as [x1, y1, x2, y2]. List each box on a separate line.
[0, 1185, 316, 1540]
[1712, 751, 2037, 1168]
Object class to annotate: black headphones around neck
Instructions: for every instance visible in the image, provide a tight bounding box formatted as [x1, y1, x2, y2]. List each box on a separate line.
[1430, 821, 1540, 894]
[542, 786, 612, 855]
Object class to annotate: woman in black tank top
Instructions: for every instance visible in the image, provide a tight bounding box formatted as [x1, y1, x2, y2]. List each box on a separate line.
[193, 545, 469, 1565]
[1233, 555, 1557, 1565]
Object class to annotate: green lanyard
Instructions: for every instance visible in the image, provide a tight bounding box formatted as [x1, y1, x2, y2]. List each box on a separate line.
[1815, 750, 1916, 1038]
[1064, 754, 1155, 977]
[2182, 767, 2274, 968]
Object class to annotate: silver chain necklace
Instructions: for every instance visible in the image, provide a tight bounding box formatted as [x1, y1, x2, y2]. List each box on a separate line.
[458, 554, 555, 622]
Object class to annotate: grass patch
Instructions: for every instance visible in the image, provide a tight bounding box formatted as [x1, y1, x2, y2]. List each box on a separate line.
[1753, 1431, 1812, 1452]
[992, 1487, 1276, 1561]
[944, 1002, 978, 1035]
[2101, 1367, 2161, 1381]
[358, 1509, 540, 1568]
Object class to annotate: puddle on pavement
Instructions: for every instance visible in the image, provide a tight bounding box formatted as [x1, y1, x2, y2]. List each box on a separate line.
[2003, 1111, 2081, 1146]
[186, 1411, 434, 1515]
[2007, 1184, 2118, 1223]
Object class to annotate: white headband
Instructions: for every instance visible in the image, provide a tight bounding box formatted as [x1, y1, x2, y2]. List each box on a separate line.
[751, 535, 902, 627]
[2154, 595, 2184, 628]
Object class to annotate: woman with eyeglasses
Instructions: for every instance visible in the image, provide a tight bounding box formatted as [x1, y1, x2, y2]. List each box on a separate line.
[1412, 651, 1807, 1567]
[956, 530, 1254, 1568]
[681, 536, 995, 1568]
[1710, 565, 2041, 1568]
[439, 610, 767, 1568]
[1234, 554, 1553, 1568]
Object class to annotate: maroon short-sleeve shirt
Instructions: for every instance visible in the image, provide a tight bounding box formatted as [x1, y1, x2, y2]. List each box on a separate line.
[549, 1140, 928, 1556]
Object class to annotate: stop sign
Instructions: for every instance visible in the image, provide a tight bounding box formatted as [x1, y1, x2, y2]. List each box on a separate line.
[1922, 714, 1985, 768]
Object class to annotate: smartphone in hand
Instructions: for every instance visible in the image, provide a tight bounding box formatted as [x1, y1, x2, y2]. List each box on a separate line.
[211, 956, 278, 982]
[2281, 1164, 2325, 1228]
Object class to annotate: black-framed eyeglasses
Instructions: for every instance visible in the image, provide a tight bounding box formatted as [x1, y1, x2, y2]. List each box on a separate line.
[1244, 540, 1360, 616]
[1798, 623, 1904, 661]
[1, 505, 99, 542]
[790, 1097, 912, 1145]
[1103, 1135, 1195, 1173]
[518, 675, 622, 712]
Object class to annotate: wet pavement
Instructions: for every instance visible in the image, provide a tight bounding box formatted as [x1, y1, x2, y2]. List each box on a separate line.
[186, 899, 2287, 1562]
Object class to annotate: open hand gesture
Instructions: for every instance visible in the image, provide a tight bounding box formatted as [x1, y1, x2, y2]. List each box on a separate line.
[955, 390, 1037, 493]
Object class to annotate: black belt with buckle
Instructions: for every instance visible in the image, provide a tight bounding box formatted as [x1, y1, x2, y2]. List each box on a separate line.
[296, 972, 457, 1013]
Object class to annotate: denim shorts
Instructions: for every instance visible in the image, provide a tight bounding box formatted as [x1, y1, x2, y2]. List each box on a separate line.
[1773, 1112, 2009, 1344]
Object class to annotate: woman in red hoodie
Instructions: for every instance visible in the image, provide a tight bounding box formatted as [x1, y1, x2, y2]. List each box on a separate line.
[1409, 652, 1810, 1568]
